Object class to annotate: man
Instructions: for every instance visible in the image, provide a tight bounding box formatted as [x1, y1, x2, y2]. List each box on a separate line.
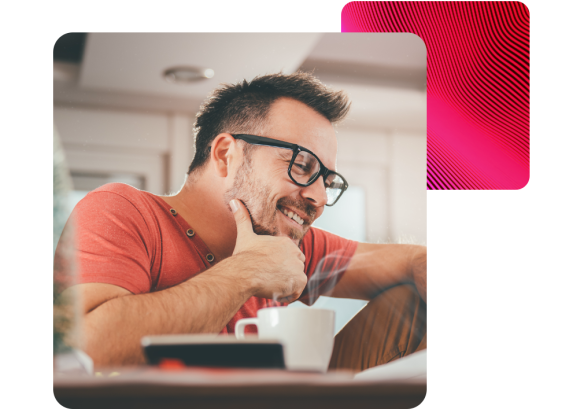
[56, 72, 427, 369]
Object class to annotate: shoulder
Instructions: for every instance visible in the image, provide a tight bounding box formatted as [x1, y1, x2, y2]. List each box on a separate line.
[73, 183, 161, 227]
[300, 226, 359, 257]
[79, 183, 154, 211]
[90, 183, 148, 201]
[301, 226, 355, 244]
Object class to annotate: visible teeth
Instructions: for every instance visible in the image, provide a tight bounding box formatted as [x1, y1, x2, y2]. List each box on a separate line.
[280, 208, 304, 225]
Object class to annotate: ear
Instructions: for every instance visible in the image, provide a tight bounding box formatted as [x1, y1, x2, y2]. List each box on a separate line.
[209, 133, 238, 178]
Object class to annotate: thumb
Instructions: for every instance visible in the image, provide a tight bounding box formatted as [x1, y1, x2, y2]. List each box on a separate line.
[229, 199, 255, 237]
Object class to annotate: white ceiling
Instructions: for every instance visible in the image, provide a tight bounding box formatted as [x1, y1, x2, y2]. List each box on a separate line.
[54, 33, 426, 132]
[308, 33, 426, 70]
[80, 33, 322, 99]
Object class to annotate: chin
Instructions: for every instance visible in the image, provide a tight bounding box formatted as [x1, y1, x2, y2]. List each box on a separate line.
[285, 226, 308, 246]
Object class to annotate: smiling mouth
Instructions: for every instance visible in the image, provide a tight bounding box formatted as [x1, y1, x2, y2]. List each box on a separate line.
[277, 206, 305, 226]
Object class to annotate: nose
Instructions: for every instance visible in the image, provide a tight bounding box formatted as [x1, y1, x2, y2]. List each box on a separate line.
[300, 176, 328, 208]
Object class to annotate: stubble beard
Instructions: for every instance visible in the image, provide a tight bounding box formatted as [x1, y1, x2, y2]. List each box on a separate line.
[224, 155, 315, 242]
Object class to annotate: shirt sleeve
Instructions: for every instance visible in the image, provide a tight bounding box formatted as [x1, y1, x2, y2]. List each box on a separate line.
[66, 190, 155, 294]
[298, 227, 359, 306]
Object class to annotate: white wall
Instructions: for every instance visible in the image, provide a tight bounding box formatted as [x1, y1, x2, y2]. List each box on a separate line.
[335, 126, 426, 244]
[54, 106, 196, 195]
[387, 130, 427, 244]
[54, 98, 426, 244]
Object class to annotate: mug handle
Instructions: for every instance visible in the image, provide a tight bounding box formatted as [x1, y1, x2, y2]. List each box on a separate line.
[234, 317, 259, 339]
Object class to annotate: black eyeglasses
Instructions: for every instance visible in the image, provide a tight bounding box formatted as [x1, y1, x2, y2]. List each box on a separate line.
[232, 134, 349, 206]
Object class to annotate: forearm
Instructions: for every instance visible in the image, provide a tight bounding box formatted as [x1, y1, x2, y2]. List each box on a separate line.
[83, 254, 258, 367]
[330, 243, 427, 301]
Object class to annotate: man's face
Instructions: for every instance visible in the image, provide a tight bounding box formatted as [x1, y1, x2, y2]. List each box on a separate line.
[224, 98, 338, 246]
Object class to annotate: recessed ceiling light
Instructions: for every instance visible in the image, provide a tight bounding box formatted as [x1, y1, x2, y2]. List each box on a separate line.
[163, 66, 214, 84]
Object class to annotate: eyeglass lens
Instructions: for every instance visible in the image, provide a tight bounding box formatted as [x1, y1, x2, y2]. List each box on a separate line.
[291, 151, 344, 205]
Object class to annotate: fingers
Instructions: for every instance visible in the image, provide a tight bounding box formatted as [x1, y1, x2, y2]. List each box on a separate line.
[230, 199, 255, 237]
[298, 250, 305, 263]
[278, 237, 305, 263]
[278, 291, 303, 304]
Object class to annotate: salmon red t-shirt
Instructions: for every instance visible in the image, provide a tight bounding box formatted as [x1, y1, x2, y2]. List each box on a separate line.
[59, 183, 358, 333]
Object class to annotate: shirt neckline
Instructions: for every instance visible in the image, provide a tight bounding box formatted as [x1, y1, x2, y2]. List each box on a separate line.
[146, 192, 217, 266]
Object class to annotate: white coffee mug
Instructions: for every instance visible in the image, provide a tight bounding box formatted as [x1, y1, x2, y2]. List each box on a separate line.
[235, 307, 335, 372]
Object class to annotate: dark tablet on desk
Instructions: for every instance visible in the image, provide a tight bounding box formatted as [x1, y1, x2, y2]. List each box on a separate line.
[141, 334, 286, 369]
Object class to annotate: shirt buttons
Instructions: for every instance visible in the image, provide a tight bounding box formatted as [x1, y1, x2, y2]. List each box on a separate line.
[206, 253, 215, 263]
[186, 229, 195, 237]
[170, 208, 177, 216]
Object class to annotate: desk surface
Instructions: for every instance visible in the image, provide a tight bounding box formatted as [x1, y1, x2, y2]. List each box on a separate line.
[54, 367, 426, 409]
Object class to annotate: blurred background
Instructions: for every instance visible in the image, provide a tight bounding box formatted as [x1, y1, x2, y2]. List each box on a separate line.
[54, 33, 426, 243]
[53, 33, 427, 328]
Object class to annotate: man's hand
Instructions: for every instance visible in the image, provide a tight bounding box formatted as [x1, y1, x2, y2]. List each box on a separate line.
[230, 199, 307, 303]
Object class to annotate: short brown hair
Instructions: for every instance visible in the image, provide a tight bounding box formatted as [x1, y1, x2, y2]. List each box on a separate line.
[188, 72, 351, 174]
